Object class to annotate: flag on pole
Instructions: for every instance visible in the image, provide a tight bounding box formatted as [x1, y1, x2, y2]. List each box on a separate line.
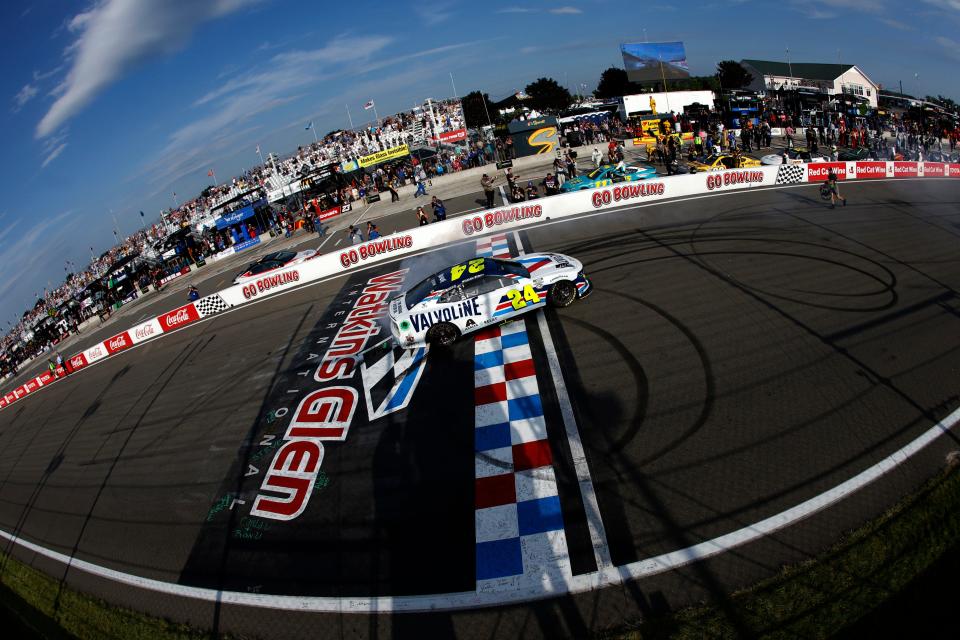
[305, 121, 314, 130]
[255, 144, 261, 154]
[207, 169, 214, 177]
[363, 100, 375, 110]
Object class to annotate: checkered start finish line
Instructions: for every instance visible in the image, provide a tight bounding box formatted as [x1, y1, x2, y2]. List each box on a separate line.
[473, 234, 571, 588]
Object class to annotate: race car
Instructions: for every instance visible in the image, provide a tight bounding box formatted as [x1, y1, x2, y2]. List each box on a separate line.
[389, 254, 591, 347]
[760, 147, 829, 165]
[233, 249, 317, 284]
[561, 164, 657, 192]
[687, 153, 762, 172]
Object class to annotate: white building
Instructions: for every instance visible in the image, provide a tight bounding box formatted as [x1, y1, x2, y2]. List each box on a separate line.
[740, 59, 879, 109]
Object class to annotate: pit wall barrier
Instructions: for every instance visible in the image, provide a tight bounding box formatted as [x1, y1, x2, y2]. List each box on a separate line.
[2, 161, 957, 411]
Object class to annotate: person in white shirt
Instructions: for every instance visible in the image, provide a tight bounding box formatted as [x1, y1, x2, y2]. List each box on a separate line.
[591, 147, 602, 169]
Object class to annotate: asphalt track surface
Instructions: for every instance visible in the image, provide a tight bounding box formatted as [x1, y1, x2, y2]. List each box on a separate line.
[1, 180, 960, 638]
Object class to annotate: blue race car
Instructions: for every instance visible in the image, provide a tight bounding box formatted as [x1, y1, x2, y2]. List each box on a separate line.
[561, 164, 658, 192]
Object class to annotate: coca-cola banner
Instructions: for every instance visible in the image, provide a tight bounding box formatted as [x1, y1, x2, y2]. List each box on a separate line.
[104, 331, 134, 355]
[158, 303, 201, 333]
[129, 318, 163, 344]
[84, 341, 109, 364]
[67, 352, 89, 373]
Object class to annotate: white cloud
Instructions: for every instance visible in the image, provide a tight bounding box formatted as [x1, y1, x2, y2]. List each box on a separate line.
[935, 35, 960, 59]
[41, 143, 68, 168]
[498, 5, 583, 13]
[36, 0, 260, 138]
[414, 3, 454, 25]
[13, 83, 38, 111]
[924, 0, 960, 10]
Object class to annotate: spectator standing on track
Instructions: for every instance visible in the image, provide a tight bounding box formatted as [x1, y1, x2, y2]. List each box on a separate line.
[367, 224, 381, 240]
[785, 124, 795, 149]
[565, 152, 577, 178]
[481, 173, 496, 208]
[526, 181, 539, 200]
[693, 132, 703, 156]
[591, 147, 602, 169]
[542, 173, 559, 196]
[349, 226, 363, 244]
[727, 129, 737, 151]
[188, 285, 200, 301]
[416, 206, 429, 226]
[741, 127, 751, 152]
[387, 177, 400, 202]
[826, 168, 846, 209]
[553, 157, 567, 188]
[431, 196, 447, 221]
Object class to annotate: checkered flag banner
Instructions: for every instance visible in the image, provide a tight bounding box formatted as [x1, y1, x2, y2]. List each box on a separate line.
[194, 294, 229, 317]
[775, 164, 805, 184]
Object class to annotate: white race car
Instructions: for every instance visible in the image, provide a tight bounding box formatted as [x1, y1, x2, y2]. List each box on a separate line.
[389, 254, 591, 347]
[233, 249, 317, 284]
[761, 148, 830, 166]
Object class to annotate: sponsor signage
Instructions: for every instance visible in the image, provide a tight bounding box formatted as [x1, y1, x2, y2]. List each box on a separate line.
[0, 398, 5, 408]
[461, 204, 543, 236]
[251, 270, 408, 521]
[25, 379, 38, 393]
[807, 162, 847, 182]
[38, 372, 53, 385]
[705, 171, 764, 191]
[130, 318, 162, 344]
[104, 331, 133, 355]
[242, 269, 301, 300]
[893, 162, 918, 178]
[357, 144, 410, 168]
[338, 235, 413, 268]
[67, 353, 89, 372]
[233, 237, 261, 253]
[949, 164, 960, 178]
[159, 304, 201, 333]
[435, 128, 467, 143]
[854, 161, 887, 179]
[922, 162, 945, 177]
[13, 386, 25, 398]
[317, 207, 342, 222]
[84, 342, 108, 364]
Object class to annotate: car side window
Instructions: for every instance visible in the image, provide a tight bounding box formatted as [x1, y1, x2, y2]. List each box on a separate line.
[463, 276, 506, 298]
[720, 157, 736, 169]
[438, 286, 465, 304]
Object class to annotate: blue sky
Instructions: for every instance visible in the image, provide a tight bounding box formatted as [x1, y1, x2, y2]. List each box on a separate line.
[1, 0, 959, 324]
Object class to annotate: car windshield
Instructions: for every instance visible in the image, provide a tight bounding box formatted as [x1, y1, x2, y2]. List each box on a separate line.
[246, 261, 280, 275]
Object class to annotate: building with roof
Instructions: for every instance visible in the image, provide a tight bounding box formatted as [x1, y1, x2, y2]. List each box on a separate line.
[740, 59, 879, 109]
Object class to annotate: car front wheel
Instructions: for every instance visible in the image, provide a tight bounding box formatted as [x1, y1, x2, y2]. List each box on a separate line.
[549, 280, 577, 308]
[426, 322, 460, 347]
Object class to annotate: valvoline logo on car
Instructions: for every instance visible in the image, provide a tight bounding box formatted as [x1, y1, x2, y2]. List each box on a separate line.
[159, 304, 200, 332]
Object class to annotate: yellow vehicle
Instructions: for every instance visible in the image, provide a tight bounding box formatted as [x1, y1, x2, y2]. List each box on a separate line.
[687, 153, 762, 172]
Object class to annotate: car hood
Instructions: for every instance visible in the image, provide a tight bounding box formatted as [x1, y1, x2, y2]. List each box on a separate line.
[519, 252, 583, 280]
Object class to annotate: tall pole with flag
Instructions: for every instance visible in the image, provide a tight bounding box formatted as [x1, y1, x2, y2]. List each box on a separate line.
[305, 121, 318, 144]
[208, 168, 218, 186]
[364, 100, 380, 127]
[346, 104, 354, 130]
[256, 144, 265, 167]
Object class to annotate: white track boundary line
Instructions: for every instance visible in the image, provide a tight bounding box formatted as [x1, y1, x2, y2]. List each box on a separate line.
[0, 178, 956, 612]
[1, 404, 956, 612]
[512, 230, 613, 570]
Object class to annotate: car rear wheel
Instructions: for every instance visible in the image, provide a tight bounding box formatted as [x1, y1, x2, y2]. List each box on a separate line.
[549, 280, 577, 308]
[426, 322, 460, 347]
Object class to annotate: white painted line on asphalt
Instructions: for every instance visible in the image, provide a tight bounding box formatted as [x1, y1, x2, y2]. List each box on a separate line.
[1, 179, 957, 613]
[1, 403, 957, 612]
[512, 228, 613, 570]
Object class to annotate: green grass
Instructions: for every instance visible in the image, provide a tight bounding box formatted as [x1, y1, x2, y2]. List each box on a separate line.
[0, 551, 227, 640]
[603, 465, 960, 640]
